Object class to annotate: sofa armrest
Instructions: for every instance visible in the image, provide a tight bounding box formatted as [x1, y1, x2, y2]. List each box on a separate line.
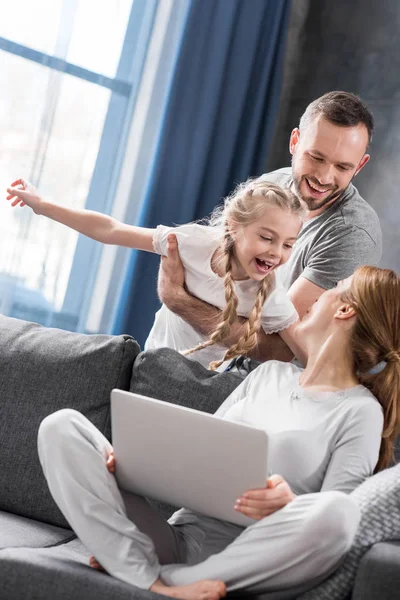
[352, 541, 400, 600]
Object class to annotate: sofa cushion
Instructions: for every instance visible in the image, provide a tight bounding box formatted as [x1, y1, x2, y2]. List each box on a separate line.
[0, 315, 140, 528]
[0, 540, 328, 600]
[130, 348, 245, 413]
[298, 462, 400, 600]
[0, 543, 167, 600]
[0, 511, 74, 549]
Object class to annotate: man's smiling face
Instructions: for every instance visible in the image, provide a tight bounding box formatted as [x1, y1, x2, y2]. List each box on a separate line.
[289, 116, 370, 213]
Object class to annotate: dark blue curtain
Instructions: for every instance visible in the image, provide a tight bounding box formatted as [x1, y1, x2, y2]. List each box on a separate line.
[113, 0, 292, 345]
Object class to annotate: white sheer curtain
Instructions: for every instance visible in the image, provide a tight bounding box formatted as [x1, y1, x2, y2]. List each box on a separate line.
[83, 0, 190, 333]
[0, 0, 188, 332]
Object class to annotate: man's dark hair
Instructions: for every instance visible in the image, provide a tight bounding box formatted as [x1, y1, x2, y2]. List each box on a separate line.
[299, 91, 374, 146]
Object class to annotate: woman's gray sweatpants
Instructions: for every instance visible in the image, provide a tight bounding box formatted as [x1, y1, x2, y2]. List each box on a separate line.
[38, 409, 360, 595]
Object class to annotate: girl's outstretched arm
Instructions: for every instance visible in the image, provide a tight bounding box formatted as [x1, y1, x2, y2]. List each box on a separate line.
[6, 178, 155, 252]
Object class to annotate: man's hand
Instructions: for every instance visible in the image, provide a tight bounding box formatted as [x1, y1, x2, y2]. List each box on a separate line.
[157, 233, 186, 310]
[234, 474, 296, 520]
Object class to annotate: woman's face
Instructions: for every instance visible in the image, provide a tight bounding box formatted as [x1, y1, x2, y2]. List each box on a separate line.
[298, 276, 353, 334]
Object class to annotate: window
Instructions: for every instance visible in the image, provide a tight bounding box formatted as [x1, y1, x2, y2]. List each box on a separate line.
[0, 0, 188, 332]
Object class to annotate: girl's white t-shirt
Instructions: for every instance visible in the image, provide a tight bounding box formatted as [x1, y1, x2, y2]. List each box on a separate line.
[145, 223, 298, 368]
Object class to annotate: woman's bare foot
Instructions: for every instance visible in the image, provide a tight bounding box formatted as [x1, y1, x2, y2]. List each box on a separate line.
[150, 578, 226, 600]
[89, 561, 226, 599]
[89, 555, 107, 573]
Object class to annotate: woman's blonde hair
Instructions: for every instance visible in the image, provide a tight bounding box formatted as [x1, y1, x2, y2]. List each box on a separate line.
[343, 266, 400, 471]
[184, 177, 307, 370]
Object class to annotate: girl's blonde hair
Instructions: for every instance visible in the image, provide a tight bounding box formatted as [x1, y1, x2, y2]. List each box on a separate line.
[342, 266, 400, 471]
[184, 177, 307, 370]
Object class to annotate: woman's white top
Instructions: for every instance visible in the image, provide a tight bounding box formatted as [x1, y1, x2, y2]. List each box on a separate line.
[215, 361, 384, 495]
[145, 223, 298, 367]
[169, 360, 384, 529]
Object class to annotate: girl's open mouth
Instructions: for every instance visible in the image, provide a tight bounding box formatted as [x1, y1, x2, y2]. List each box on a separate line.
[255, 258, 275, 275]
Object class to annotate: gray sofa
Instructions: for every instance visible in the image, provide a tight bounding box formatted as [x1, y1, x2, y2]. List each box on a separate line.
[0, 314, 398, 600]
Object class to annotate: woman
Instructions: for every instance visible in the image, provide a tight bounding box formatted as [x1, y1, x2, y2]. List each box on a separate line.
[38, 266, 400, 600]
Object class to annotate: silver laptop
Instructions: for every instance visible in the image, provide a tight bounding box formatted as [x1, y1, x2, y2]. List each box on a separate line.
[111, 389, 268, 526]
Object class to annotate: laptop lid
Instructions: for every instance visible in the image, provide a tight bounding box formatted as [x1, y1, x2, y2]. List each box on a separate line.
[111, 389, 268, 526]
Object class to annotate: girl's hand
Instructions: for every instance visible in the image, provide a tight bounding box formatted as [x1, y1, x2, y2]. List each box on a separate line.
[234, 474, 296, 520]
[6, 178, 44, 214]
[106, 450, 116, 473]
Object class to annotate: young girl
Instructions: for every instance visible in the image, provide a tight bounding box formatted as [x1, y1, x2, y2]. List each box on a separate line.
[6, 177, 306, 368]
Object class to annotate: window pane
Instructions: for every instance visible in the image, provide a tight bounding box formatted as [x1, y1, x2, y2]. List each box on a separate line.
[0, 0, 64, 56]
[66, 0, 133, 77]
[0, 0, 132, 78]
[0, 50, 111, 325]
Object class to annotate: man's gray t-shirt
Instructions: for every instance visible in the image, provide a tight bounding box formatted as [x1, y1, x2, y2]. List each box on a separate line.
[261, 167, 382, 290]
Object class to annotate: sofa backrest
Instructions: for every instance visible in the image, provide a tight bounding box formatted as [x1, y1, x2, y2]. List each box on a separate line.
[0, 315, 139, 528]
[130, 347, 244, 413]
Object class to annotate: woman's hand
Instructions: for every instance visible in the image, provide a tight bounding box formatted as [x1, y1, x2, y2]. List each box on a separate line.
[106, 450, 115, 473]
[6, 178, 44, 214]
[89, 556, 106, 572]
[235, 474, 296, 520]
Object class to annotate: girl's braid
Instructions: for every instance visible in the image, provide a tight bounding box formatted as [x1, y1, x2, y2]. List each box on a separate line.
[209, 275, 273, 370]
[183, 233, 239, 356]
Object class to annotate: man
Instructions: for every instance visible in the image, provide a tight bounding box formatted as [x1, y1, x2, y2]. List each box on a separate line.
[157, 91, 382, 362]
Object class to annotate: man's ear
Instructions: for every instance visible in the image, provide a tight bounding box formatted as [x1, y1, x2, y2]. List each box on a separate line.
[354, 153, 370, 177]
[289, 128, 300, 156]
[334, 303, 356, 321]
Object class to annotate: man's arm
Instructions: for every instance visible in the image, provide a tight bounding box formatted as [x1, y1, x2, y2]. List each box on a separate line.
[158, 234, 293, 362]
[289, 222, 381, 318]
[162, 286, 293, 362]
[287, 276, 325, 319]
